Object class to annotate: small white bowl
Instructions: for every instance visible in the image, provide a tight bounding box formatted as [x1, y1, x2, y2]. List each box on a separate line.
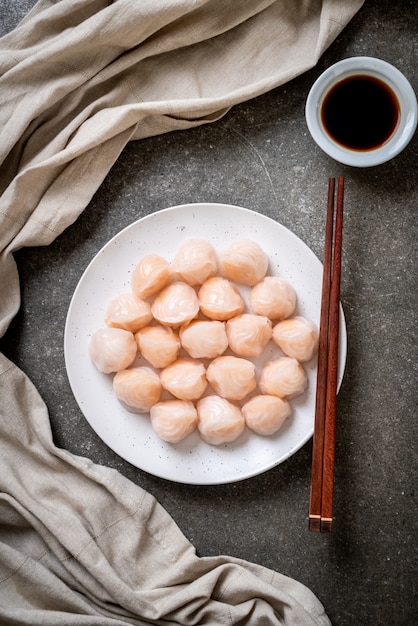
[305, 57, 417, 167]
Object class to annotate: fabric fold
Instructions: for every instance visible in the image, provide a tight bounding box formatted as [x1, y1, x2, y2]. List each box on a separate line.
[0, 353, 332, 625]
[0, 0, 364, 623]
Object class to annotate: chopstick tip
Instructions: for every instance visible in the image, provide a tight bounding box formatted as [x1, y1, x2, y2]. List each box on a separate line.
[320, 518, 333, 533]
[308, 516, 321, 533]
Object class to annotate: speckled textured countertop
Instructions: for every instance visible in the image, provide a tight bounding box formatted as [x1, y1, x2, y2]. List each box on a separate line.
[1, 2, 417, 624]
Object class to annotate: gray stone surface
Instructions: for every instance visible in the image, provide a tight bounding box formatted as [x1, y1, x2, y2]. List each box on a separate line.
[1, 2, 417, 625]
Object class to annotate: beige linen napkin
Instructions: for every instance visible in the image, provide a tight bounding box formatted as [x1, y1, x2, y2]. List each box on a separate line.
[0, 1, 363, 623]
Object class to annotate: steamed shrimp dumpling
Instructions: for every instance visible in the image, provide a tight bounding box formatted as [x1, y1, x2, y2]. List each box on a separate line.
[259, 357, 307, 399]
[131, 254, 172, 299]
[242, 395, 291, 436]
[272, 316, 319, 362]
[206, 355, 256, 401]
[88, 327, 137, 374]
[219, 239, 268, 286]
[113, 367, 162, 413]
[160, 358, 207, 401]
[198, 277, 245, 321]
[173, 238, 218, 286]
[150, 400, 198, 443]
[226, 314, 272, 357]
[104, 293, 152, 333]
[197, 395, 245, 445]
[135, 324, 180, 368]
[180, 320, 228, 359]
[151, 281, 199, 327]
[250, 276, 296, 320]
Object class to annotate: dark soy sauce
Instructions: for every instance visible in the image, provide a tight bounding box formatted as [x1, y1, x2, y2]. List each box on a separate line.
[321, 74, 400, 151]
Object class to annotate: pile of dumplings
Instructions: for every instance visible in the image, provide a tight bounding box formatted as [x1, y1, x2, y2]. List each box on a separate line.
[88, 238, 319, 446]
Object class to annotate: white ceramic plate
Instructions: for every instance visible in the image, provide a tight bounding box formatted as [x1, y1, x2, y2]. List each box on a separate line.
[64, 203, 347, 485]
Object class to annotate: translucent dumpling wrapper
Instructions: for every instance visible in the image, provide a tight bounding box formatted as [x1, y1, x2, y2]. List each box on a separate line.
[197, 395, 245, 445]
[226, 313, 272, 357]
[259, 357, 307, 399]
[104, 293, 152, 333]
[206, 355, 256, 401]
[113, 366, 162, 413]
[242, 394, 291, 436]
[135, 324, 180, 368]
[272, 316, 319, 362]
[151, 281, 199, 328]
[150, 400, 198, 443]
[219, 239, 269, 286]
[160, 358, 208, 401]
[131, 254, 173, 299]
[198, 277, 245, 321]
[88, 327, 137, 374]
[180, 320, 228, 359]
[250, 276, 296, 320]
[172, 238, 218, 286]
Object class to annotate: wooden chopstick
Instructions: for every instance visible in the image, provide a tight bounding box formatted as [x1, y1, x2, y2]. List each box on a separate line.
[320, 176, 344, 532]
[309, 176, 344, 533]
[308, 178, 335, 532]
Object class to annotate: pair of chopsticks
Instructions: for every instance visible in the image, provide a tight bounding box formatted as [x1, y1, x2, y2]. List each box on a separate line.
[309, 176, 344, 533]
